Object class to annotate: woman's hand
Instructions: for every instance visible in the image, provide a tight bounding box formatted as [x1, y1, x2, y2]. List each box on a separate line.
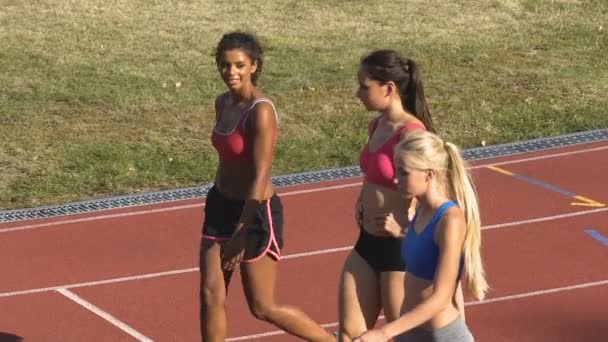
[353, 329, 391, 342]
[221, 229, 247, 271]
[374, 212, 405, 238]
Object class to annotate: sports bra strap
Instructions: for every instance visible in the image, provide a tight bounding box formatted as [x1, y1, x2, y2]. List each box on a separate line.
[369, 117, 425, 140]
[401, 121, 426, 131]
[409, 200, 457, 230]
[242, 98, 279, 129]
[428, 201, 458, 228]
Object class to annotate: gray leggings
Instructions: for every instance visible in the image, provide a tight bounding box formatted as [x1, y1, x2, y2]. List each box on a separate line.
[396, 317, 474, 342]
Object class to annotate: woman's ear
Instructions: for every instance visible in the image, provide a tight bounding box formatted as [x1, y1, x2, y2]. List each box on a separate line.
[425, 169, 435, 182]
[385, 81, 397, 97]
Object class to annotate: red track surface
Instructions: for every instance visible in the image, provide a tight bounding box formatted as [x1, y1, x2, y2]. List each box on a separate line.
[1, 142, 607, 341]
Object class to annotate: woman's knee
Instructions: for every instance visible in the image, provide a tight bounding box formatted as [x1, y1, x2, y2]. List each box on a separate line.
[200, 281, 225, 308]
[247, 299, 275, 322]
[199, 240, 225, 307]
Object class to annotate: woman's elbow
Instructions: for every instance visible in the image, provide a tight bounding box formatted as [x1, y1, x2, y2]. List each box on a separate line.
[430, 290, 454, 309]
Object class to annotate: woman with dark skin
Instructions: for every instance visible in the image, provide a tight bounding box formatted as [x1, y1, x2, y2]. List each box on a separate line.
[199, 32, 334, 342]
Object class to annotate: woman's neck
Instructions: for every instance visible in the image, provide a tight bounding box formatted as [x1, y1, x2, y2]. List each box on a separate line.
[381, 101, 415, 124]
[229, 85, 257, 104]
[417, 188, 450, 213]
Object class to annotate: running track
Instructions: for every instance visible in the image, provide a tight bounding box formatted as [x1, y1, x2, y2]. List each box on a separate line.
[1, 140, 607, 341]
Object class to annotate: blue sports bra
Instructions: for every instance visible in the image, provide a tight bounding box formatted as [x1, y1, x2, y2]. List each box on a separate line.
[401, 201, 464, 281]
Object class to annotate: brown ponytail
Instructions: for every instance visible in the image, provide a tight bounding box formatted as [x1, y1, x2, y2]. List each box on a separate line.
[361, 50, 435, 133]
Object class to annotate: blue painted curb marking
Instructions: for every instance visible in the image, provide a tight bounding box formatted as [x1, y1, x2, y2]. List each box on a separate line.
[585, 229, 608, 247]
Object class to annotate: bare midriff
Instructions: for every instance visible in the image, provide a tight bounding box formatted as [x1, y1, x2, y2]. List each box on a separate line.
[215, 161, 274, 201]
[360, 180, 411, 236]
[402, 274, 460, 329]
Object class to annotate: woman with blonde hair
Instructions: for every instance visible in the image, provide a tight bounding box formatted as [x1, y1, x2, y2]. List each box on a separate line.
[354, 131, 488, 342]
[338, 49, 464, 341]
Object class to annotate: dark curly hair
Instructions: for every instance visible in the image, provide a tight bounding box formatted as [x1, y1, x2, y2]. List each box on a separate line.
[215, 32, 264, 85]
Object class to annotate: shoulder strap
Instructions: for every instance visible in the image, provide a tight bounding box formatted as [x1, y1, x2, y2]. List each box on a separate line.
[403, 121, 426, 131]
[242, 98, 279, 129]
[428, 201, 458, 229]
[397, 121, 426, 136]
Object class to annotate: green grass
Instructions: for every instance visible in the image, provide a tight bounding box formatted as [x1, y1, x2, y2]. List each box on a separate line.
[0, 0, 606, 209]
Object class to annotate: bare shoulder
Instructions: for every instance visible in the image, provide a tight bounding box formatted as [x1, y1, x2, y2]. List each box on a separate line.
[249, 99, 277, 130]
[215, 92, 230, 105]
[214, 92, 228, 113]
[252, 99, 276, 114]
[399, 118, 426, 139]
[435, 206, 466, 245]
[215, 92, 226, 102]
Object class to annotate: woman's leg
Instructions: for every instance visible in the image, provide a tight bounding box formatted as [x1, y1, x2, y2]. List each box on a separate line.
[240, 255, 334, 342]
[379, 271, 406, 322]
[199, 239, 230, 342]
[338, 251, 382, 341]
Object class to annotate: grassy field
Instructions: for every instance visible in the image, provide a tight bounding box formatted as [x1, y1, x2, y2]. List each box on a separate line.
[1, 0, 606, 209]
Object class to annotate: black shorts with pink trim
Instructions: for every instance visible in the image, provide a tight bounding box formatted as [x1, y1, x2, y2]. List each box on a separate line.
[202, 185, 284, 262]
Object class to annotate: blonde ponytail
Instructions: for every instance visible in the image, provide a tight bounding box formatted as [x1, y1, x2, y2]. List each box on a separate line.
[444, 142, 488, 300]
[395, 131, 488, 300]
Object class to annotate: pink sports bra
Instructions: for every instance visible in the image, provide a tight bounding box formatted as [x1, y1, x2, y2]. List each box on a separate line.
[211, 93, 278, 163]
[359, 116, 426, 189]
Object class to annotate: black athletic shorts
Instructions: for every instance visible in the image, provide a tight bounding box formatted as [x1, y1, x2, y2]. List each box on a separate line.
[202, 185, 284, 262]
[354, 227, 405, 273]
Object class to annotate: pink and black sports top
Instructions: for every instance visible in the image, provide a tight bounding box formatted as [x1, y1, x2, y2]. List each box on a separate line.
[211, 93, 278, 164]
[359, 116, 426, 189]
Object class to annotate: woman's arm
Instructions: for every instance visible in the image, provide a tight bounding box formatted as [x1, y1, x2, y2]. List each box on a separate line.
[356, 208, 466, 341]
[238, 101, 277, 226]
[221, 101, 277, 270]
[373, 196, 413, 239]
[382, 209, 466, 337]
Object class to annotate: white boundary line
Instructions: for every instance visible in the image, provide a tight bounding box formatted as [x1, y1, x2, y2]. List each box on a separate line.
[56, 288, 153, 341]
[0, 203, 204, 233]
[225, 279, 608, 341]
[482, 207, 608, 230]
[282, 246, 353, 260]
[1, 206, 607, 299]
[0, 183, 362, 234]
[1, 143, 606, 340]
[469, 145, 608, 169]
[0, 268, 198, 298]
[1, 144, 607, 234]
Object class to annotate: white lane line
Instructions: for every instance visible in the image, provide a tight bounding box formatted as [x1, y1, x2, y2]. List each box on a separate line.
[56, 288, 153, 341]
[465, 279, 608, 306]
[225, 279, 608, 341]
[0, 183, 362, 234]
[282, 246, 352, 260]
[1, 144, 606, 233]
[0, 203, 204, 233]
[1, 207, 607, 298]
[482, 207, 608, 230]
[0, 268, 198, 298]
[469, 145, 608, 170]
